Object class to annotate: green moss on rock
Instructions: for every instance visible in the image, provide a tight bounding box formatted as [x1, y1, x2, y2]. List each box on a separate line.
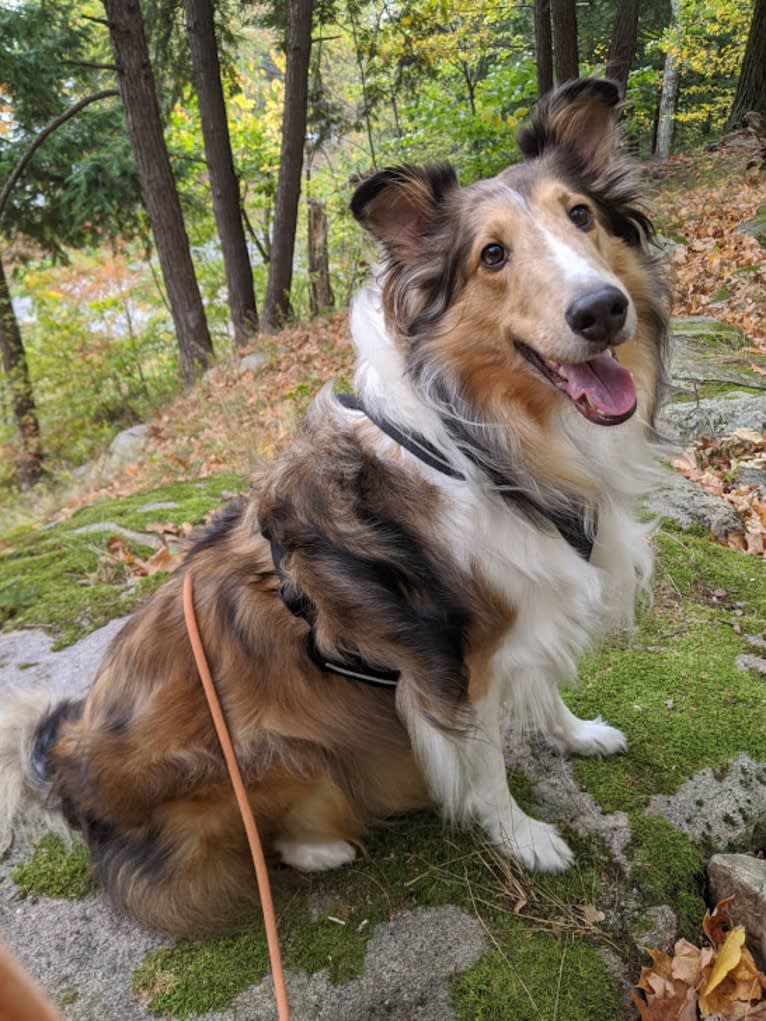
[628, 814, 706, 939]
[452, 921, 624, 1021]
[0, 473, 248, 647]
[12, 834, 94, 899]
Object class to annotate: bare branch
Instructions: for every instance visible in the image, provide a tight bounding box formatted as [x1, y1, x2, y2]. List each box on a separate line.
[0, 89, 120, 222]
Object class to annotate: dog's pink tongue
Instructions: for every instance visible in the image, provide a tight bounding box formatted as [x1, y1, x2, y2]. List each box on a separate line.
[561, 352, 636, 416]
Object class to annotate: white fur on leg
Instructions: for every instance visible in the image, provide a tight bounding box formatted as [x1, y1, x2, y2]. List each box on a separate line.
[401, 689, 574, 874]
[0, 686, 65, 854]
[546, 694, 627, 758]
[274, 839, 356, 873]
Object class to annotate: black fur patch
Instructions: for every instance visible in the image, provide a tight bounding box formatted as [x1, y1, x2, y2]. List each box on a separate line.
[31, 698, 83, 783]
[186, 499, 244, 559]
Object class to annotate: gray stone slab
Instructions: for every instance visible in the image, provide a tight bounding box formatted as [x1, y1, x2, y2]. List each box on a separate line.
[648, 754, 766, 849]
[644, 469, 742, 539]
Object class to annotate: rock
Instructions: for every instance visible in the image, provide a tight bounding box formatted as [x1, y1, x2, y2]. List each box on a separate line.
[648, 754, 766, 850]
[732, 466, 766, 496]
[737, 202, 766, 249]
[644, 469, 742, 539]
[238, 353, 268, 375]
[708, 854, 766, 968]
[100, 425, 149, 478]
[664, 316, 766, 398]
[135, 500, 179, 513]
[633, 905, 678, 953]
[736, 653, 766, 676]
[659, 394, 766, 443]
[671, 316, 748, 351]
[70, 523, 163, 550]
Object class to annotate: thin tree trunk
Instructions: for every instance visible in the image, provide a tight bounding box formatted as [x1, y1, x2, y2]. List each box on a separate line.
[0, 256, 43, 489]
[308, 199, 333, 317]
[605, 0, 641, 96]
[550, 0, 579, 83]
[655, 0, 681, 158]
[726, 0, 766, 130]
[262, 0, 314, 333]
[184, 0, 258, 348]
[534, 0, 554, 98]
[103, 0, 213, 382]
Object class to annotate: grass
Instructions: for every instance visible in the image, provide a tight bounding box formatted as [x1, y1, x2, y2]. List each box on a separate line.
[12, 834, 94, 900]
[0, 473, 248, 647]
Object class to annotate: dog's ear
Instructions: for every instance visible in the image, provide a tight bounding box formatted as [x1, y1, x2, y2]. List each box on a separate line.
[350, 164, 458, 261]
[518, 78, 622, 174]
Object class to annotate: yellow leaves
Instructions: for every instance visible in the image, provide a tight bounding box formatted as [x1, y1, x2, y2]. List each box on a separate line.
[704, 927, 746, 995]
[633, 899, 766, 1020]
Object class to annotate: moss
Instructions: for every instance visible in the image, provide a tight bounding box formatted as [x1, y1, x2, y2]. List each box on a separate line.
[627, 814, 706, 940]
[452, 922, 624, 1021]
[0, 473, 248, 647]
[12, 834, 94, 899]
[131, 811, 625, 1018]
[568, 528, 766, 815]
[133, 815, 480, 1015]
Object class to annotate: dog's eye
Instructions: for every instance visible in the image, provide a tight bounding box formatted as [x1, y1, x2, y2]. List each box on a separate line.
[569, 204, 594, 230]
[480, 243, 508, 269]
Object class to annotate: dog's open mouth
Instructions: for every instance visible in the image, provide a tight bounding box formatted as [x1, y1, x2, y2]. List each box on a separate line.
[515, 341, 638, 426]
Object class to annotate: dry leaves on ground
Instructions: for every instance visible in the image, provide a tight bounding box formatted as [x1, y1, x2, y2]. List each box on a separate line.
[654, 137, 766, 351]
[91, 526, 192, 584]
[633, 898, 766, 1020]
[672, 428, 766, 557]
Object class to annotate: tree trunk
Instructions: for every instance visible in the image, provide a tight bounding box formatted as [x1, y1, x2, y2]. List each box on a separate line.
[534, 0, 554, 98]
[550, 0, 579, 84]
[262, 0, 314, 334]
[726, 0, 766, 131]
[0, 256, 43, 489]
[605, 0, 641, 96]
[307, 199, 333, 317]
[103, 0, 213, 382]
[655, 0, 681, 158]
[184, 0, 258, 348]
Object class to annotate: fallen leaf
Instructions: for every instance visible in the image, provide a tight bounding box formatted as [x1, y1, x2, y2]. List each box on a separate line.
[705, 926, 746, 995]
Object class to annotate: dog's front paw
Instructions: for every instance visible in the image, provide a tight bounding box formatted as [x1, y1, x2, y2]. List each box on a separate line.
[275, 838, 357, 872]
[500, 818, 574, 874]
[550, 715, 627, 758]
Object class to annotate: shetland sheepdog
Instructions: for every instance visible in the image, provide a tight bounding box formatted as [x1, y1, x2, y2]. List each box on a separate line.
[0, 79, 668, 934]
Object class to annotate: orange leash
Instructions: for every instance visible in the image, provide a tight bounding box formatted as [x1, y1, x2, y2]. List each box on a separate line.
[182, 572, 291, 1021]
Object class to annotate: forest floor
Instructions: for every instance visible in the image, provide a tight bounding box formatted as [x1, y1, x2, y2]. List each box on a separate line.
[0, 139, 765, 1021]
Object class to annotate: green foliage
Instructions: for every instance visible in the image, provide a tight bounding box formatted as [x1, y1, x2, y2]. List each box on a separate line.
[12, 834, 94, 899]
[0, 0, 142, 252]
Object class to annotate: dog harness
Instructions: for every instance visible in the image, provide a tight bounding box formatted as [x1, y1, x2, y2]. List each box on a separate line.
[270, 392, 595, 689]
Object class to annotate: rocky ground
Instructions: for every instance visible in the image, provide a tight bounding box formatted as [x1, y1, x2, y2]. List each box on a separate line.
[1, 311, 765, 1020]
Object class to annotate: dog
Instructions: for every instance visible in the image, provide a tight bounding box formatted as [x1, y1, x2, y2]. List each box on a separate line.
[0, 79, 668, 935]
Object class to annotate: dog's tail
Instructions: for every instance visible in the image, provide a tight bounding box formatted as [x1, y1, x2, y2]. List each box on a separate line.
[0, 687, 75, 854]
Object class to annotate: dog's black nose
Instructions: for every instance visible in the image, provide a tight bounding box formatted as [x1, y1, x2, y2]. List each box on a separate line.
[565, 287, 628, 345]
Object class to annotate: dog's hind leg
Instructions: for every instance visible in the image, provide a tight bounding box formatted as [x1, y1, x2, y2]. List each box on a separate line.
[544, 692, 627, 758]
[273, 773, 361, 873]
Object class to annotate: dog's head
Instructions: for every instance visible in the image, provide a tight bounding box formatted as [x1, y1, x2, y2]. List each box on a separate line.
[351, 78, 667, 430]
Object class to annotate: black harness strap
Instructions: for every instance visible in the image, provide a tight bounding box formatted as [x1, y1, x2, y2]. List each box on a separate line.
[335, 392, 465, 480]
[269, 391, 595, 690]
[270, 539, 400, 689]
[336, 391, 595, 561]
